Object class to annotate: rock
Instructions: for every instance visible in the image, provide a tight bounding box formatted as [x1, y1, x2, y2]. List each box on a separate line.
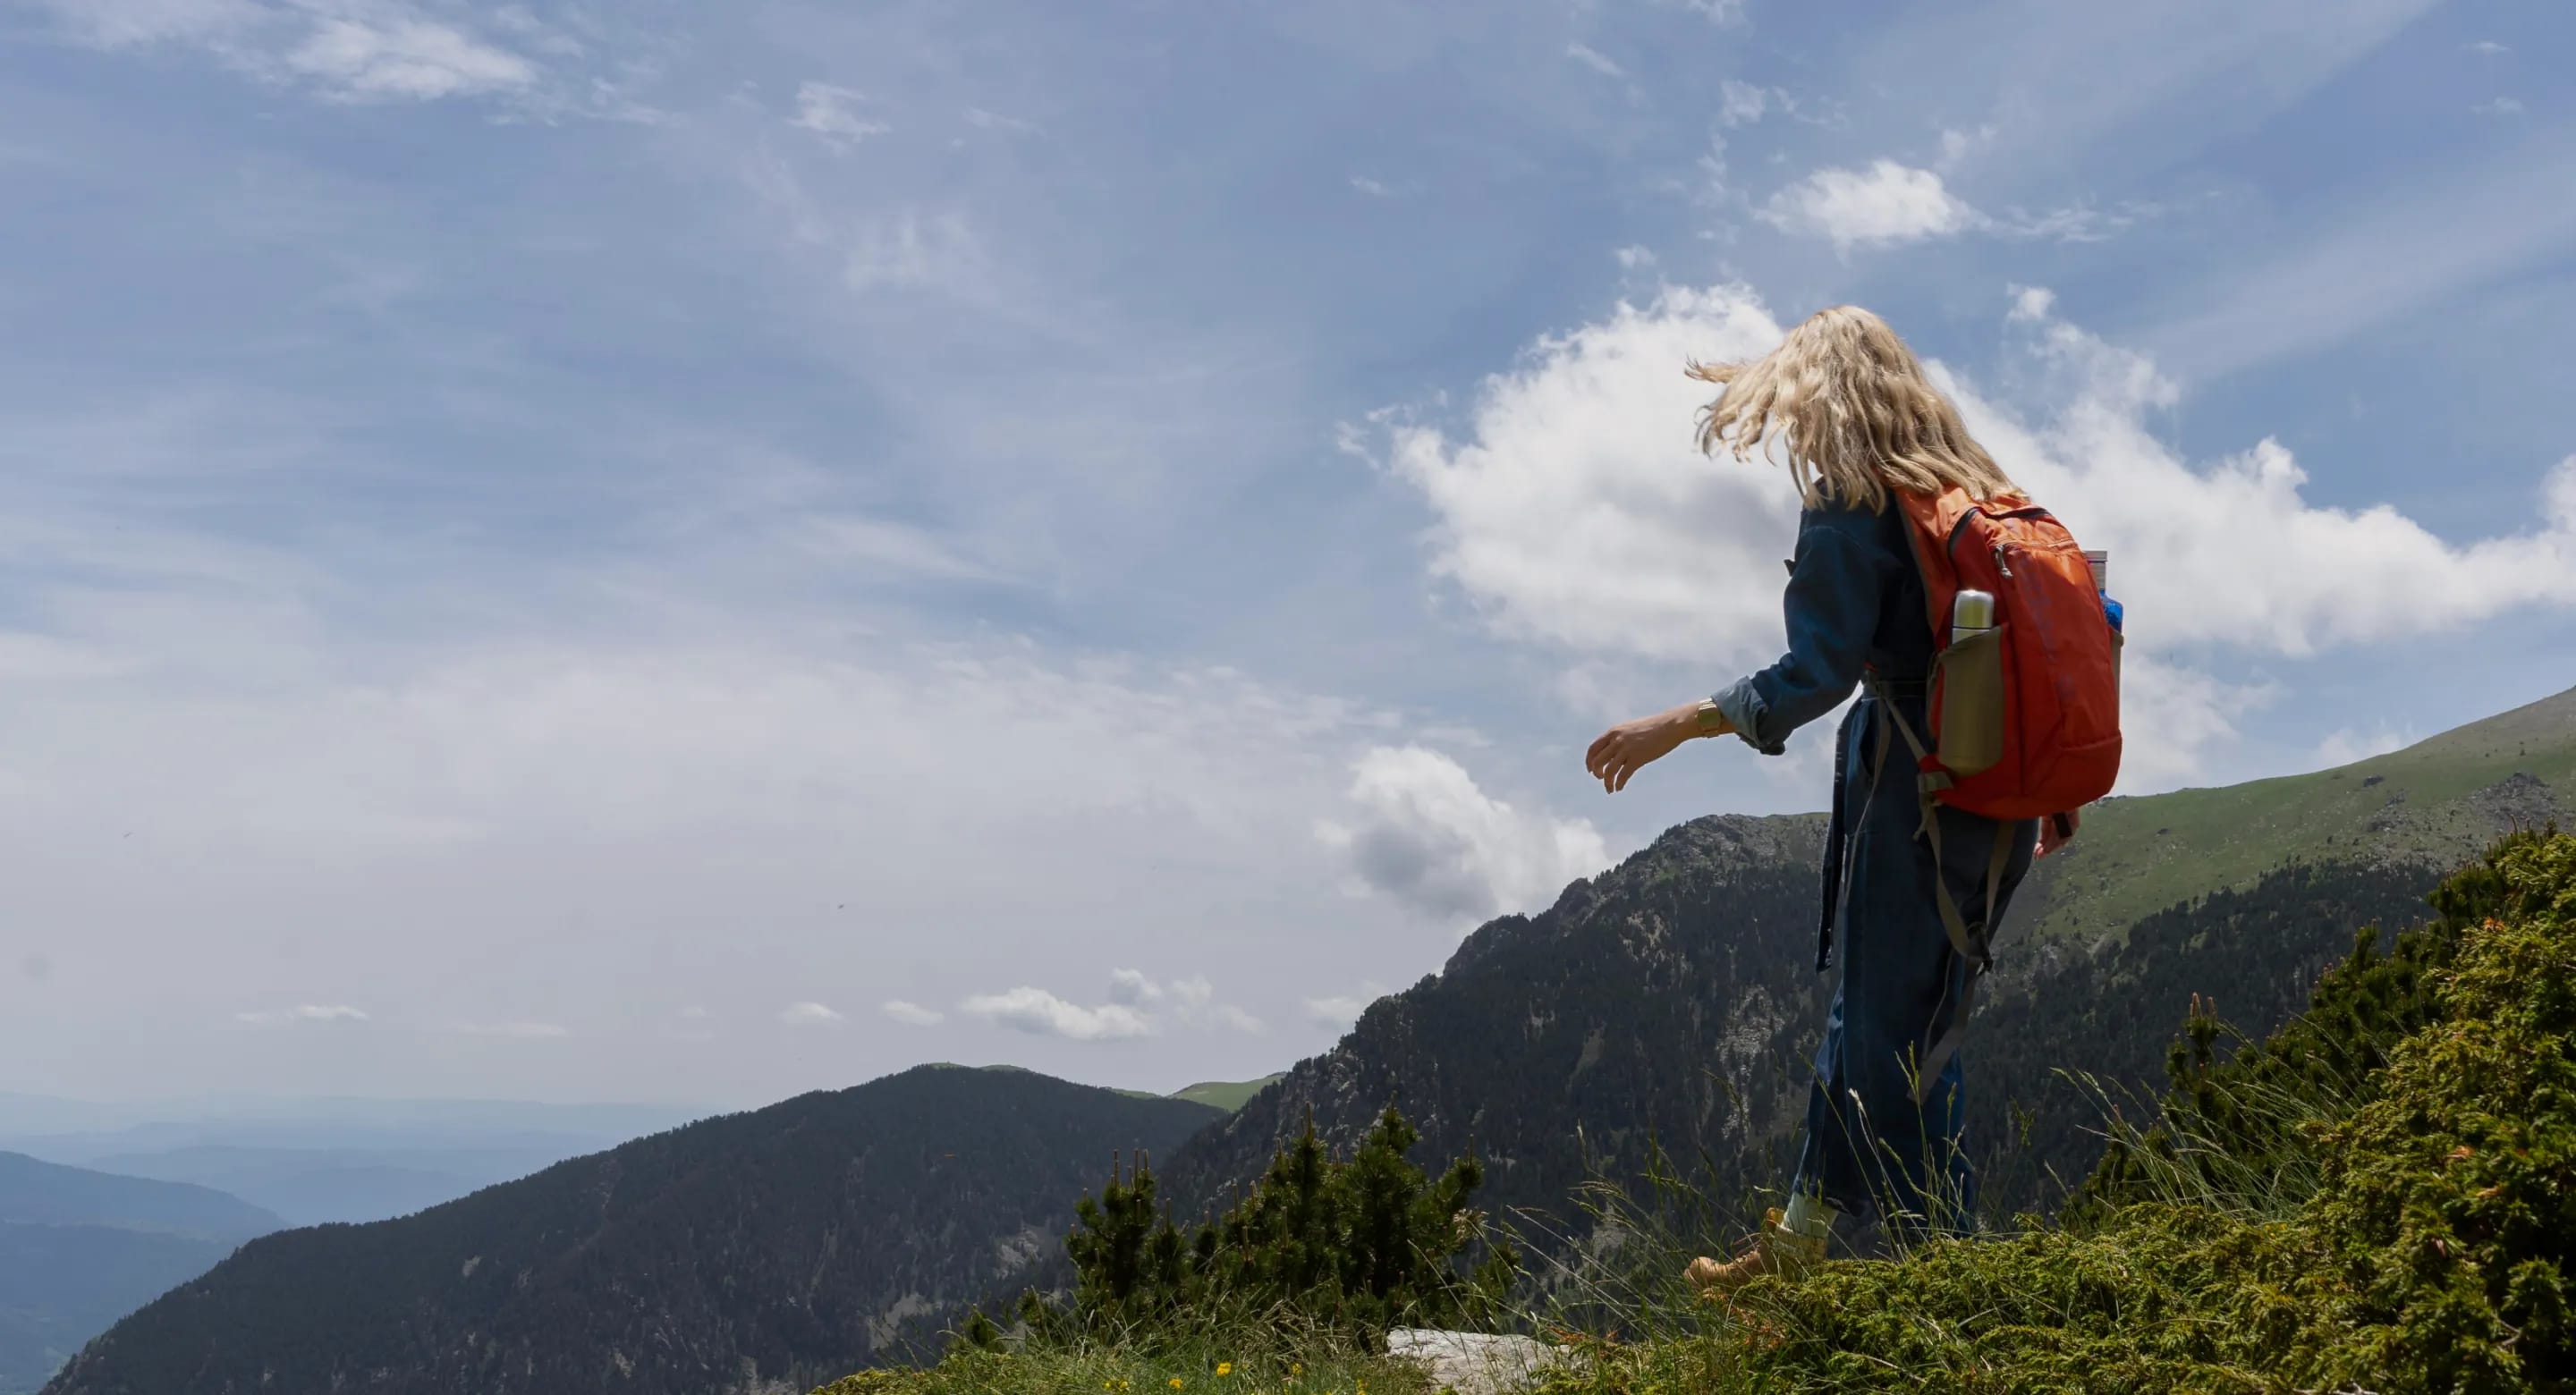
[1384, 1329, 1569, 1395]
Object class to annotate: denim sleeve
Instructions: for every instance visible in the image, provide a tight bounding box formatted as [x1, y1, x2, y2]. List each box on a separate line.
[1710, 510, 1894, 756]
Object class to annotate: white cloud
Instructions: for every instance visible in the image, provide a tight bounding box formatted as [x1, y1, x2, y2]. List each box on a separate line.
[1717, 80, 1774, 127]
[1358, 281, 2576, 792]
[2473, 97, 2524, 117]
[284, 15, 535, 100]
[2463, 39, 2510, 56]
[678, 1005, 711, 1019]
[791, 80, 891, 147]
[1304, 981, 1390, 1029]
[1758, 158, 2138, 252]
[1351, 175, 1394, 198]
[29, 0, 542, 105]
[2318, 725, 2411, 772]
[1614, 245, 1657, 270]
[1210, 1004, 1267, 1036]
[1758, 160, 1980, 251]
[448, 1019, 571, 1039]
[1564, 42, 1624, 80]
[2314, 724, 2412, 769]
[234, 1003, 368, 1026]
[1106, 969, 1164, 1007]
[959, 986, 1153, 1041]
[880, 1000, 944, 1027]
[778, 1001, 843, 1026]
[1316, 746, 1610, 925]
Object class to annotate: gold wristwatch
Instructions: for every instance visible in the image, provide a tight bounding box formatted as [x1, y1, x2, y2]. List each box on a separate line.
[1694, 698, 1728, 735]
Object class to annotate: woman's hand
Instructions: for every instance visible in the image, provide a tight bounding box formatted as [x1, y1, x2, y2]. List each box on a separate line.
[1585, 702, 1716, 793]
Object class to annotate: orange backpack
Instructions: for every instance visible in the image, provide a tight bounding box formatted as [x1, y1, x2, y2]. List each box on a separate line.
[1891, 486, 2123, 819]
[1863, 486, 2123, 1103]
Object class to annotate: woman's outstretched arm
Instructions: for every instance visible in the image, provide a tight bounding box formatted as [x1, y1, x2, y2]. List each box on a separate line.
[1585, 506, 1895, 792]
[1709, 508, 1894, 755]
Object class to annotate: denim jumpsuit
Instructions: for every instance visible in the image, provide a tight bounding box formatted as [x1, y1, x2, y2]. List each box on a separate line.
[1710, 497, 2038, 1234]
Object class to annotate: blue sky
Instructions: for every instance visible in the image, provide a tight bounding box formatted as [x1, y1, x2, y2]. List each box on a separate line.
[3, 0, 2571, 1109]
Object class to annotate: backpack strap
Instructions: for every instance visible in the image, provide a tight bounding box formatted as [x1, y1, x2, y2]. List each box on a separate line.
[1861, 670, 2006, 1107]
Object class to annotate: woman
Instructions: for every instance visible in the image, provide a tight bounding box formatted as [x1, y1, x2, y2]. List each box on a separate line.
[1582, 305, 2048, 1292]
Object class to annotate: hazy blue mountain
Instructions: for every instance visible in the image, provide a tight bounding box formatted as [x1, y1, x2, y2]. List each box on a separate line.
[44, 1066, 1220, 1395]
[0, 1155, 282, 1394]
[0, 1154, 278, 1243]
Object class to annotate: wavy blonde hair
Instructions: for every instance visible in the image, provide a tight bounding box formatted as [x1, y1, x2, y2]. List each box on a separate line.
[1686, 304, 2019, 512]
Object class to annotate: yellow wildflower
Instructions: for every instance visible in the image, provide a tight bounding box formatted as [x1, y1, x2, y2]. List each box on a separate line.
[1216, 1365, 1233, 1378]
[1169, 1381, 1183, 1391]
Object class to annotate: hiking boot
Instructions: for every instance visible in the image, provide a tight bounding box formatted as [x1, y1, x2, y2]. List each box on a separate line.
[1684, 1208, 1827, 1298]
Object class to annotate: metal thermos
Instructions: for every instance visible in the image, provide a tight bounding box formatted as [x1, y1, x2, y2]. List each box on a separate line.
[1950, 588, 1996, 647]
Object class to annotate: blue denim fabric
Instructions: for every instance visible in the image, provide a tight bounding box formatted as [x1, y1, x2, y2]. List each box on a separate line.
[1712, 497, 2038, 1235]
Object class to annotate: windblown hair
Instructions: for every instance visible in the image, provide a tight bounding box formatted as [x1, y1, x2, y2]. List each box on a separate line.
[1687, 304, 2020, 512]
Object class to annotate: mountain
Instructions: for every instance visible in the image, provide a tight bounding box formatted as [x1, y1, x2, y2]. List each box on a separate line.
[1, 1099, 704, 1229]
[1162, 686, 2572, 1248]
[0, 1155, 283, 1394]
[1170, 1077, 1284, 1113]
[0, 1154, 279, 1244]
[42, 1066, 1221, 1395]
[69, 1146, 582, 1227]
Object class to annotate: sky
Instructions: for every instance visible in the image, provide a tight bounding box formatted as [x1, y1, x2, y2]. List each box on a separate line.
[3, 0, 2572, 1111]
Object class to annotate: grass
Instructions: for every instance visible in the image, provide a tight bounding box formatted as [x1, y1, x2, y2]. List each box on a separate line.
[2018, 682, 2576, 947]
[810, 1327, 1433, 1395]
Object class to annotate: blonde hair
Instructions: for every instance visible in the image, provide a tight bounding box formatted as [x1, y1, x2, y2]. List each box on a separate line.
[1686, 304, 2019, 512]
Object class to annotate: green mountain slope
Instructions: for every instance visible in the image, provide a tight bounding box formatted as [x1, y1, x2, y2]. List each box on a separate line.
[1169, 1077, 1284, 1113]
[2021, 684, 2574, 947]
[42, 1067, 1220, 1395]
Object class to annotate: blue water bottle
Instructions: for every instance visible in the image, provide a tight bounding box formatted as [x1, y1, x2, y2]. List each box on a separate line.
[2085, 550, 2123, 634]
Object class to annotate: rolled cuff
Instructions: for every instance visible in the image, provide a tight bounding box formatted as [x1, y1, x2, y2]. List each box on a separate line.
[1712, 675, 1787, 756]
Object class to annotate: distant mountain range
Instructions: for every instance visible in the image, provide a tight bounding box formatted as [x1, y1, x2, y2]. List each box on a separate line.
[42, 1067, 1218, 1395]
[0, 1154, 284, 1394]
[0, 1098, 708, 1230]
[39, 686, 2573, 1395]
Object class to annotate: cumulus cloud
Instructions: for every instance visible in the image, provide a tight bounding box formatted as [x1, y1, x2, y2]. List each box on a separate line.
[1316, 746, 1611, 925]
[1106, 969, 1165, 1007]
[234, 1003, 368, 1026]
[778, 1001, 843, 1026]
[2473, 97, 2524, 117]
[1759, 160, 1981, 251]
[880, 1000, 944, 1027]
[1357, 281, 2576, 791]
[959, 986, 1153, 1041]
[791, 81, 890, 147]
[1758, 159, 2142, 252]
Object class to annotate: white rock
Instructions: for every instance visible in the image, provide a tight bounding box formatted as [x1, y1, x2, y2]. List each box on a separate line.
[1384, 1329, 1568, 1395]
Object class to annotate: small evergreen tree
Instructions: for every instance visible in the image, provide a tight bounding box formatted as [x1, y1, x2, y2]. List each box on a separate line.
[1040, 1103, 1519, 1344]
